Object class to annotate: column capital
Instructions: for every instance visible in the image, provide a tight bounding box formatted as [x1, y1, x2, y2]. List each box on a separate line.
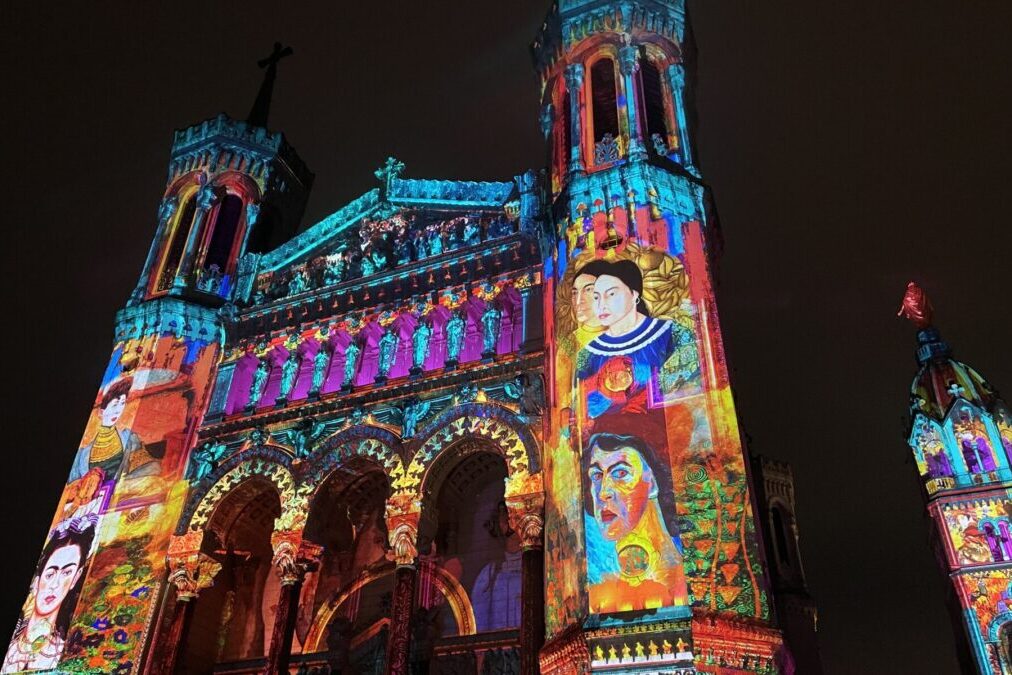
[667, 62, 686, 88]
[619, 44, 641, 77]
[505, 473, 546, 551]
[167, 534, 221, 601]
[565, 62, 585, 89]
[196, 183, 220, 211]
[385, 493, 422, 568]
[271, 531, 323, 586]
[158, 195, 179, 226]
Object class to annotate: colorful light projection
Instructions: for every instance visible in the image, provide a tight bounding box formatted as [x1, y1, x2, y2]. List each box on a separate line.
[546, 202, 770, 633]
[3, 330, 218, 674]
[942, 499, 1012, 566]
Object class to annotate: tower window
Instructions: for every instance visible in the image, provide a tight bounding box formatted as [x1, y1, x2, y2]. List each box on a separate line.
[771, 506, 792, 568]
[155, 194, 197, 292]
[590, 58, 620, 165]
[984, 522, 1005, 562]
[639, 60, 669, 154]
[201, 194, 244, 286]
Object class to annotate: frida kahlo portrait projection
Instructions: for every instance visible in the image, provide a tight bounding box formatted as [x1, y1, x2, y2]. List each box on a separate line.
[3, 329, 218, 673]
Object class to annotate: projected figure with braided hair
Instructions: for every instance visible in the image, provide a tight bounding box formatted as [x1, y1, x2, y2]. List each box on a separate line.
[2, 517, 96, 672]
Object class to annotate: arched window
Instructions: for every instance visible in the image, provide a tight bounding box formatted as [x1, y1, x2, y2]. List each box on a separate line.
[639, 60, 670, 154]
[590, 58, 620, 165]
[1000, 521, 1012, 560]
[203, 194, 244, 273]
[985, 522, 1005, 561]
[155, 194, 197, 292]
[771, 506, 792, 568]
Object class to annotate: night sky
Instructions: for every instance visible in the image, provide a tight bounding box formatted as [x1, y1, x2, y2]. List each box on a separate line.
[3, 2, 1012, 672]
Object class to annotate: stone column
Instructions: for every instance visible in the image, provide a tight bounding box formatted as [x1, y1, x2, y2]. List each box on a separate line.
[173, 182, 219, 290]
[619, 44, 647, 161]
[564, 63, 586, 174]
[152, 534, 222, 675]
[384, 494, 421, 675]
[666, 63, 696, 173]
[506, 487, 546, 675]
[264, 535, 323, 675]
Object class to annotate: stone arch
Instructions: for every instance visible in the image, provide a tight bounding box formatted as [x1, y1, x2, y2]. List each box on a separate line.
[178, 445, 299, 535]
[303, 560, 476, 653]
[408, 402, 541, 500]
[301, 424, 405, 497]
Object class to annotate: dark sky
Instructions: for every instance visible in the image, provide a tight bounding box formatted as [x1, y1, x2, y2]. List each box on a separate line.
[3, 2, 1011, 673]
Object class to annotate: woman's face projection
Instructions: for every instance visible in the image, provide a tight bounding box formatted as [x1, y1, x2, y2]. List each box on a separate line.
[572, 273, 601, 329]
[101, 395, 127, 427]
[593, 274, 637, 329]
[34, 543, 82, 617]
[587, 442, 654, 541]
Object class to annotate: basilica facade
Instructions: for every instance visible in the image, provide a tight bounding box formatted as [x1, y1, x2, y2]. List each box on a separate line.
[4, 1, 819, 674]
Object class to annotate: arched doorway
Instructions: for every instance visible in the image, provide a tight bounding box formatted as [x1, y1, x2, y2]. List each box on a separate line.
[299, 463, 393, 673]
[180, 477, 280, 673]
[416, 442, 522, 673]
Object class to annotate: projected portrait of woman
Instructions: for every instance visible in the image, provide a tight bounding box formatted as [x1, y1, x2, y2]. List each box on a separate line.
[574, 258, 699, 419]
[2, 517, 96, 673]
[583, 432, 687, 613]
[67, 378, 159, 486]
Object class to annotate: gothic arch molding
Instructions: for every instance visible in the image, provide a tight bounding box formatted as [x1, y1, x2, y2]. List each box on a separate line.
[407, 402, 541, 499]
[178, 444, 298, 535]
[302, 424, 405, 496]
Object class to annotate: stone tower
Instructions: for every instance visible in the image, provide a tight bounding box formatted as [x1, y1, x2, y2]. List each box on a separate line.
[534, 1, 791, 672]
[900, 282, 1012, 674]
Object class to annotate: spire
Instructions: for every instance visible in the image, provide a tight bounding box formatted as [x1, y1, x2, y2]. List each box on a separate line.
[897, 281, 950, 365]
[898, 281, 995, 418]
[247, 42, 293, 129]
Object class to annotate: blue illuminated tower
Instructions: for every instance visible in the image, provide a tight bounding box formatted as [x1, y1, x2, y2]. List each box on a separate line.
[901, 284, 1012, 674]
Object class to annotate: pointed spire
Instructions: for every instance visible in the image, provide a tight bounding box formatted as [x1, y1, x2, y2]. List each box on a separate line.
[247, 42, 293, 129]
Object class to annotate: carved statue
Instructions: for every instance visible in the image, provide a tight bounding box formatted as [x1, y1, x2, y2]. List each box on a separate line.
[248, 359, 270, 408]
[411, 320, 432, 372]
[504, 372, 545, 416]
[651, 132, 668, 155]
[342, 340, 362, 388]
[278, 351, 300, 400]
[287, 271, 309, 296]
[323, 255, 345, 285]
[897, 281, 934, 328]
[309, 346, 330, 394]
[188, 439, 227, 481]
[398, 397, 431, 439]
[281, 417, 325, 460]
[395, 237, 413, 265]
[457, 382, 478, 403]
[463, 219, 481, 246]
[361, 251, 376, 276]
[414, 231, 428, 259]
[377, 329, 399, 379]
[428, 227, 444, 256]
[481, 303, 502, 356]
[445, 311, 465, 365]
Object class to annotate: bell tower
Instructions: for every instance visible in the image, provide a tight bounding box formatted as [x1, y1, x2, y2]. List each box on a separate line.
[132, 44, 312, 305]
[899, 283, 1012, 674]
[535, 1, 790, 673]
